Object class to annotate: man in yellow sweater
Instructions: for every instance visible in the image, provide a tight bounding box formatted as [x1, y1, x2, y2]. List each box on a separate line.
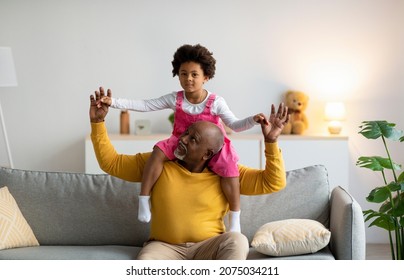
[89, 87, 289, 260]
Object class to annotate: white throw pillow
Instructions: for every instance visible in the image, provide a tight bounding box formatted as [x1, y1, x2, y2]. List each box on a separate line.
[251, 219, 331, 256]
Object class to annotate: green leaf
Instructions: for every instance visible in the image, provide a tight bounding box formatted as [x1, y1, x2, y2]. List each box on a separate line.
[391, 200, 404, 217]
[359, 121, 404, 141]
[363, 209, 376, 216]
[368, 215, 395, 231]
[363, 210, 380, 223]
[387, 181, 402, 192]
[379, 201, 392, 213]
[356, 156, 401, 171]
[398, 171, 404, 183]
[366, 186, 391, 203]
[380, 192, 404, 214]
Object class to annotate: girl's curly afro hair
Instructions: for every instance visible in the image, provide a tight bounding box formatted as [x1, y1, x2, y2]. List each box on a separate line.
[171, 44, 216, 79]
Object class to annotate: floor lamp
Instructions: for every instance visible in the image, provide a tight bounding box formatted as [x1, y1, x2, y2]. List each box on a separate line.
[0, 47, 18, 168]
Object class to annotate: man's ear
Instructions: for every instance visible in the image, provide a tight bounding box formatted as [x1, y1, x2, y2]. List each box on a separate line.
[203, 150, 214, 160]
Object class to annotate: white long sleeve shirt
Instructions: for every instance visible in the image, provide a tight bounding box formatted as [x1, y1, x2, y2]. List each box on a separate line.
[111, 91, 257, 132]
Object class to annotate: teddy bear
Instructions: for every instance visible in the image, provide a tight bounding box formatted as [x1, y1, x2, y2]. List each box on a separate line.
[281, 90, 309, 135]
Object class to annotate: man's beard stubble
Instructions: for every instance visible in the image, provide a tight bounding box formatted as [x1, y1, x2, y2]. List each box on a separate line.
[174, 141, 187, 160]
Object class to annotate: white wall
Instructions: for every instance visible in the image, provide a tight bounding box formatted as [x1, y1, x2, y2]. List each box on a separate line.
[1, 0, 403, 243]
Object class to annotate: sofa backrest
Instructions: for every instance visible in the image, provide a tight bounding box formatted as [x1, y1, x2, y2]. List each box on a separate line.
[0, 167, 149, 246]
[240, 165, 331, 243]
[0, 165, 331, 246]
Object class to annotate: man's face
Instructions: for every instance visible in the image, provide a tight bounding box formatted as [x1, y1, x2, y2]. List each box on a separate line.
[174, 125, 211, 163]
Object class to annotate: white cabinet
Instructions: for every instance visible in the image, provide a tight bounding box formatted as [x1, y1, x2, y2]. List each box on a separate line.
[228, 134, 262, 169]
[274, 135, 349, 189]
[85, 133, 348, 189]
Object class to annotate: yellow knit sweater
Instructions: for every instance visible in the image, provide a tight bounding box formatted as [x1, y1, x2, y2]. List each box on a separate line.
[91, 122, 286, 244]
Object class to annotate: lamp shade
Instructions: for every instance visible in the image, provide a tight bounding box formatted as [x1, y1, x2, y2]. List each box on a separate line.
[0, 47, 18, 87]
[324, 102, 346, 121]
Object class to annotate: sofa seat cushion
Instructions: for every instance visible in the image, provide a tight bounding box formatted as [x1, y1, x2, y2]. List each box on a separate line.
[0, 245, 142, 260]
[0, 245, 334, 260]
[247, 246, 335, 260]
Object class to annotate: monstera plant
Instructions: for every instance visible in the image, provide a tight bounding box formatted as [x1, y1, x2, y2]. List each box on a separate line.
[357, 121, 404, 260]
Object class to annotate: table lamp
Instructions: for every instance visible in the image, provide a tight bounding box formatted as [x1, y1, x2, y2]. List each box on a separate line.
[325, 102, 345, 135]
[0, 47, 18, 168]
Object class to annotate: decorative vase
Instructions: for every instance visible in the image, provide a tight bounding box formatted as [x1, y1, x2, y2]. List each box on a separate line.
[120, 110, 130, 134]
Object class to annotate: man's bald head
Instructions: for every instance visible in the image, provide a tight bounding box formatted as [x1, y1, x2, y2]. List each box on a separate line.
[193, 121, 224, 155]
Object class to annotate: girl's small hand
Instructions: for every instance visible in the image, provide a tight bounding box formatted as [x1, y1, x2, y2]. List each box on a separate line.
[98, 96, 112, 107]
[254, 113, 269, 125]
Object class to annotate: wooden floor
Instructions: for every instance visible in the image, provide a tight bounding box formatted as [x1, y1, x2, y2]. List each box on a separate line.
[366, 243, 392, 260]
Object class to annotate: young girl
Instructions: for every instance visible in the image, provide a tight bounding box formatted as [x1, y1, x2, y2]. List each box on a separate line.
[99, 44, 268, 232]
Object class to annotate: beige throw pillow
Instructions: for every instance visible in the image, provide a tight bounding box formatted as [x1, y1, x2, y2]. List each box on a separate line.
[251, 219, 331, 256]
[0, 186, 39, 250]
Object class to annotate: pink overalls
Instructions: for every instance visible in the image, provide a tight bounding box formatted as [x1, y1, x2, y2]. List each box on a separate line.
[155, 91, 239, 177]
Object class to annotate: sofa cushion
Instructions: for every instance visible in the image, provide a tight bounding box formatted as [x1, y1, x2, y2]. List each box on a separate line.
[0, 167, 149, 246]
[240, 165, 330, 243]
[0, 186, 39, 250]
[251, 219, 331, 256]
[0, 245, 141, 260]
[247, 246, 335, 260]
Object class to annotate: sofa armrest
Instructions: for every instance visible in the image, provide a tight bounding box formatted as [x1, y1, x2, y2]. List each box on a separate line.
[329, 186, 366, 260]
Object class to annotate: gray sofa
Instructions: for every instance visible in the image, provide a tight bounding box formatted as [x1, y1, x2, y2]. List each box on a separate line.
[0, 164, 366, 260]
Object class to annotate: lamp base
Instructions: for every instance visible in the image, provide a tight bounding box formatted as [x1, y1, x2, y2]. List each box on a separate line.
[328, 121, 342, 135]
